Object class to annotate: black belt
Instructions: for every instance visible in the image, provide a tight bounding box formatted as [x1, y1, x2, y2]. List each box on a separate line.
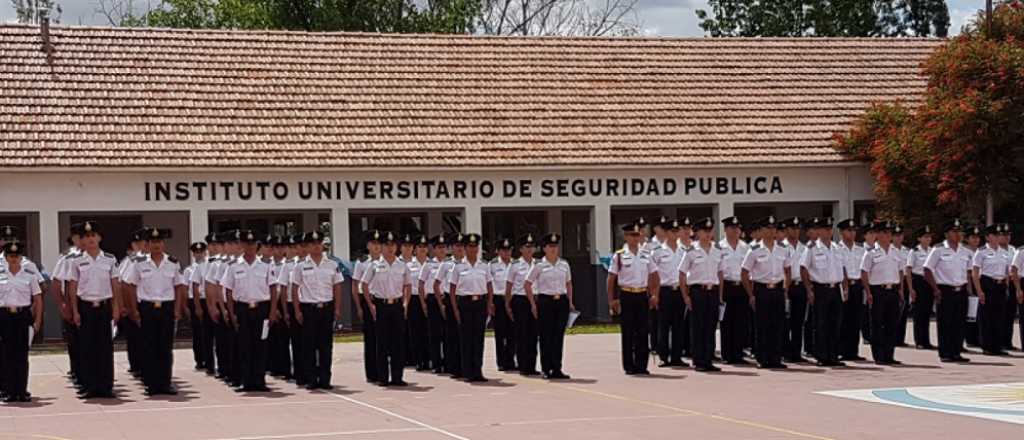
[871, 284, 898, 290]
[141, 300, 171, 308]
[660, 285, 680, 291]
[3, 306, 30, 313]
[849, 279, 862, 287]
[373, 297, 401, 305]
[302, 301, 334, 308]
[724, 280, 743, 287]
[689, 284, 717, 291]
[81, 298, 112, 308]
[811, 282, 839, 289]
[981, 275, 1007, 285]
[458, 294, 483, 302]
[538, 294, 565, 300]
[940, 285, 966, 292]
[238, 300, 270, 309]
[754, 282, 783, 290]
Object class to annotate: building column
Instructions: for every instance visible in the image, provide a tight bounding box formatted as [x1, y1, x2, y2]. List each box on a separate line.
[592, 203, 612, 260]
[464, 204, 482, 233]
[302, 211, 320, 233]
[190, 207, 209, 246]
[331, 207, 350, 260]
[427, 210, 443, 236]
[38, 208, 61, 339]
[547, 208, 563, 235]
[717, 200, 735, 238]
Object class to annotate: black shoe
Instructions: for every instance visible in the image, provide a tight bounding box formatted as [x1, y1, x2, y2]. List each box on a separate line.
[549, 371, 570, 379]
[318, 384, 333, 390]
[954, 356, 971, 362]
[144, 388, 159, 396]
[17, 394, 31, 403]
[163, 386, 178, 395]
[634, 369, 650, 375]
[787, 357, 809, 364]
[521, 370, 541, 376]
[831, 361, 847, 367]
[416, 367, 431, 372]
[305, 384, 320, 390]
[468, 377, 488, 383]
[757, 363, 771, 369]
[390, 380, 409, 387]
[890, 360, 903, 365]
[874, 360, 892, 366]
[816, 361, 828, 367]
[669, 360, 690, 367]
[377, 381, 390, 387]
[432, 368, 445, 375]
[624, 369, 637, 375]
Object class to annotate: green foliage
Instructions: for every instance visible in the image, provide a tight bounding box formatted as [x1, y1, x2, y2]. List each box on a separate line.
[138, 0, 481, 33]
[835, 2, 1024, 225]
[697, 0, 949, 37]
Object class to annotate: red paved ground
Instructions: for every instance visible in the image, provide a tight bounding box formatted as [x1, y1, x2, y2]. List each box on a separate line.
[1, 324, 1022, 440]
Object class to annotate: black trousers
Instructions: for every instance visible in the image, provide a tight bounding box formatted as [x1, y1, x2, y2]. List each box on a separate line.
[721, 282, 749, 362]
[235, 301, 270, 389]
[839, 281, 864, 358]
[978, 276, 1008, 353]
[657, 286, 685, 363]
[911, 274, 934, 347]
[268, 310, 291, 377]
[139, 301, 175, 392]
[407, 296, 429, 369]
[786, 284, 808, 360]
[457, 296, 487, 380]
[511, 295, 538, 373]
[300, 302, 334, 387]
[754, 283, 786, 366]
[1003, 282, 1018, 349]
[360, 301, 378, 382]
[936, 285, 968, 359]
[688, 286, 720, 368]
[895, 285, 910, 345]
[812, 283, 843, 363]
[120, 315, 143, 375]
[1, 309, 31, 397]
[63, 317, 81, 382]
[492, 295, 516, 371]
[196, 300, 216, 374]
[79, 299, 115, 394]
[188, 299, 204, 369]
[0, 310, 5, 395]
[374, 299, 406, 383]
[648, 307, 659, 359]
[286, 304, 303, 380]
[619, 292, 650, 373]
[443, 295, 462, 376]
[537, 295, 570, 374]
[426, 295, 446, 372]
[965, 291, 980, 347]
[214, 307, 235, 379]
[804, 304, 816, 357]
[869, 286, 900, 363]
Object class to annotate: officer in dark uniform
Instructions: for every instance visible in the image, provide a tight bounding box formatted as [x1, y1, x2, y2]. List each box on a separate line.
[291, 231, 344, 389]
[119, 228, 150, 380]
[906, 226, 935, 349]
[678, 218, 724, 372]
[406, 234, 432, 371]
[800, 217, 846, 366]
[420, 234, 449, 374]
[435, 233, 466, 378]
[973, 224, 1010, 356]
[964, 225, 983, 348]
[836, 219, 867, 361]
[782, 217, 810, 363]
[719, 216, 751, 364]
[508, 234, 540, 375]
[925, 219, 973, 363]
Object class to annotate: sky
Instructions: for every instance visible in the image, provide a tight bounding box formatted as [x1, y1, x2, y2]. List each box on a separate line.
[0, 0, 987, 36]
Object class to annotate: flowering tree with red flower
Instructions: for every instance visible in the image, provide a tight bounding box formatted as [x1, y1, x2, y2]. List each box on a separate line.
[836, 2, 1024, 226]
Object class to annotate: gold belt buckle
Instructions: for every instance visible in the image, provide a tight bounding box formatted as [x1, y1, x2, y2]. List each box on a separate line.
[765, 283, 777, 289]
[7, 306, 16, 313]
[471, 295, 480, 302]
[552, 294, 562, 300]
[249, 302, 257, 309]
[153, 301, 162, 309]
[952, 286, 962, 292]
[92, 301, 101, 308]
[316, 303, 324, 309]
[386, 298, 396, 305]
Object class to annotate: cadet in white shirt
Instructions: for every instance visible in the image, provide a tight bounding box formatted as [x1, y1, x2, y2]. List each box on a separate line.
[65, 221, 121, 399]
[435, 233, 466, 378]
[122, 228, 187, 396]
[405, 234, 432, 372]
[801, 217, 846, 366]
[220, 230, 278, 392]
[891, 225, 911, 347]
[924, 219, 974, 362]
[352, 230, 382, 384]
[278, 234, 306, 381]
[741, 216, 793, 369]
[860, 221, 904, 365]
[972, 224, 1011, 355]
[652, 218, 688, 368]
[118, 228, 149, 379]
[489, 237, 516, 372]
[187, 241, 214, 375]
[290, 231, 344, 390]
[419, 235, 449, 374]
[361, 232, 412, 387]
[906, 226, 935, 349]
[1012, 244, 1024, 349]
[606, 221, 659, 376]
[448, 233, 494, 382]
[836, 219, 868, 361]
[678, 217, 726, 372]
[525, 233, 573, 379]
[507, 234, 540, 376]
[781, 216, 810, 363]
[996, 224, 1017, 351]
[0, 241, 43, 403]
[963, 225, 983, 348]
[204, 231, 239, 383]
[265, 236, 292, 379]
[719, 216, 751, 364]
[52, 227, 83, 390]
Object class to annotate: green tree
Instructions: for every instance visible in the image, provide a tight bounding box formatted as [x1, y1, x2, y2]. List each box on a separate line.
[697, 0, 949, 37]
[11, 0, 62, 24]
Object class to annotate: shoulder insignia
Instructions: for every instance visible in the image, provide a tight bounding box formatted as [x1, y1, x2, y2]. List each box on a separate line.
[102, 252, 115, 259]
[615, 249, 625, 254]
[167, 255, 179, 264]
[751, 244, 762, 250]
[132, 255, 147, 263]
[25, 268, 36, 275]
[713, 242, 722, 250]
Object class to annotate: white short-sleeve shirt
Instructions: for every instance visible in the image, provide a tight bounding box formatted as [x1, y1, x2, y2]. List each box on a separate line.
[741, 242, 792, 285]
[489, 258, 512, 295]
[608, 247, 657, 289]
[123, 254, 185, 302]
[0, 266, 42, 307]
[361, 257, 411, 299]
[65, 251, 119, 301]
[290, 255, 345, 303]
[972, 243, 1010, 280]
[678, 243, 725, 286]
[800, 240, 844, 284]
[449, 258, 492, 296]
[719, 239, 750, 282]
[507, 257, 535, 296]
[526, 258, 571, 295]
[860, 244, 903, 286]
[220, 257, 274, 303]
[923, 241, 972, 287]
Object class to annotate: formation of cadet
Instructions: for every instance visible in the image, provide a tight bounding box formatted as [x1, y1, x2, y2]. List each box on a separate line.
[2, 213, 1024, 403]
[606, 215, 1024, 374]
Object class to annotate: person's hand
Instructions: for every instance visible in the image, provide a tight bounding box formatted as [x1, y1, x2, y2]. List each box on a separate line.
[683, 295, 692, 310]
[369, 304, 377, 321]
[505, 305, 515, 322]
[748, 295, 756, 310]
[130, 310, 141, 325]
[453, 309, 462, 324]
[270, 310, 280, 323]
[113, 306, 122, 322]
[59, 303, 71, 322]
[174, 308, 182, 321]
[649, 294, 659, 310]
[295, 310, 304, 325]
[570, 302, 577, 313]
[209, 307, 221, 323]
[609, 299, 621, 316]
[32, 321, 41, 335]
[355, 305, 364, 321]
[334, 308, 342, 322]
[807, 290, 815, 305]
[487, 302, 495, 317]
[909, 288, 916, 304]
[282, 311, 291, 326]
[439, 303, 448, 319]
[183, 306, 191, 320]
[1017, 291, 1023, 304]
[72, 311, 81, 327]
[978, 293, 986, 305]
[933, 288, 942, 304]
[866, 292, 873, 307]
[530, 302, 539, 319]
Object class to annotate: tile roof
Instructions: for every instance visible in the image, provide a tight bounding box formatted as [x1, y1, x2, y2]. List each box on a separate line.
[0, 25, 942, 169]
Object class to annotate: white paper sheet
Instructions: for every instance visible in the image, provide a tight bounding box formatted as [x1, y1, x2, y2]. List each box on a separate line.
[111, 321, 118, 340]
[718, 304, 726, 321]
[27, 325, 34, 346]
[567, 310, 581, 328]
[261, 319, 270, 340]
[967, 296, 979, 321]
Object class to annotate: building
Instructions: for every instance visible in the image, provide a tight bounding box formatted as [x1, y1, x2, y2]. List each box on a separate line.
[0, 24, 941, 336]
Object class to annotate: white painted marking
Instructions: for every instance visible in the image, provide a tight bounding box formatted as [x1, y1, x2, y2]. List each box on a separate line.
[325, 390, 471, 440]
[205, 427, 427, 440]
[0, 399, 342, 419]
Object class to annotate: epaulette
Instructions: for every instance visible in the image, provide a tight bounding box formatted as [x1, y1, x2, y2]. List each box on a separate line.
[805, 241, 816, 248]
[102, 251, 115, 259]
[360, 255, 372, 263]
[713, 242, 722, 250]
[131, 255, 147, 263]
[24, 267, 36, 275]
[615, 248, 625, 254]
[167, 255, 179, 264]
[750, 243, 762, 250]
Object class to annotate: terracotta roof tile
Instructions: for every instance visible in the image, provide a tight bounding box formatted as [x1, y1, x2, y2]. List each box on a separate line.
[0, 25, 941, 168]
